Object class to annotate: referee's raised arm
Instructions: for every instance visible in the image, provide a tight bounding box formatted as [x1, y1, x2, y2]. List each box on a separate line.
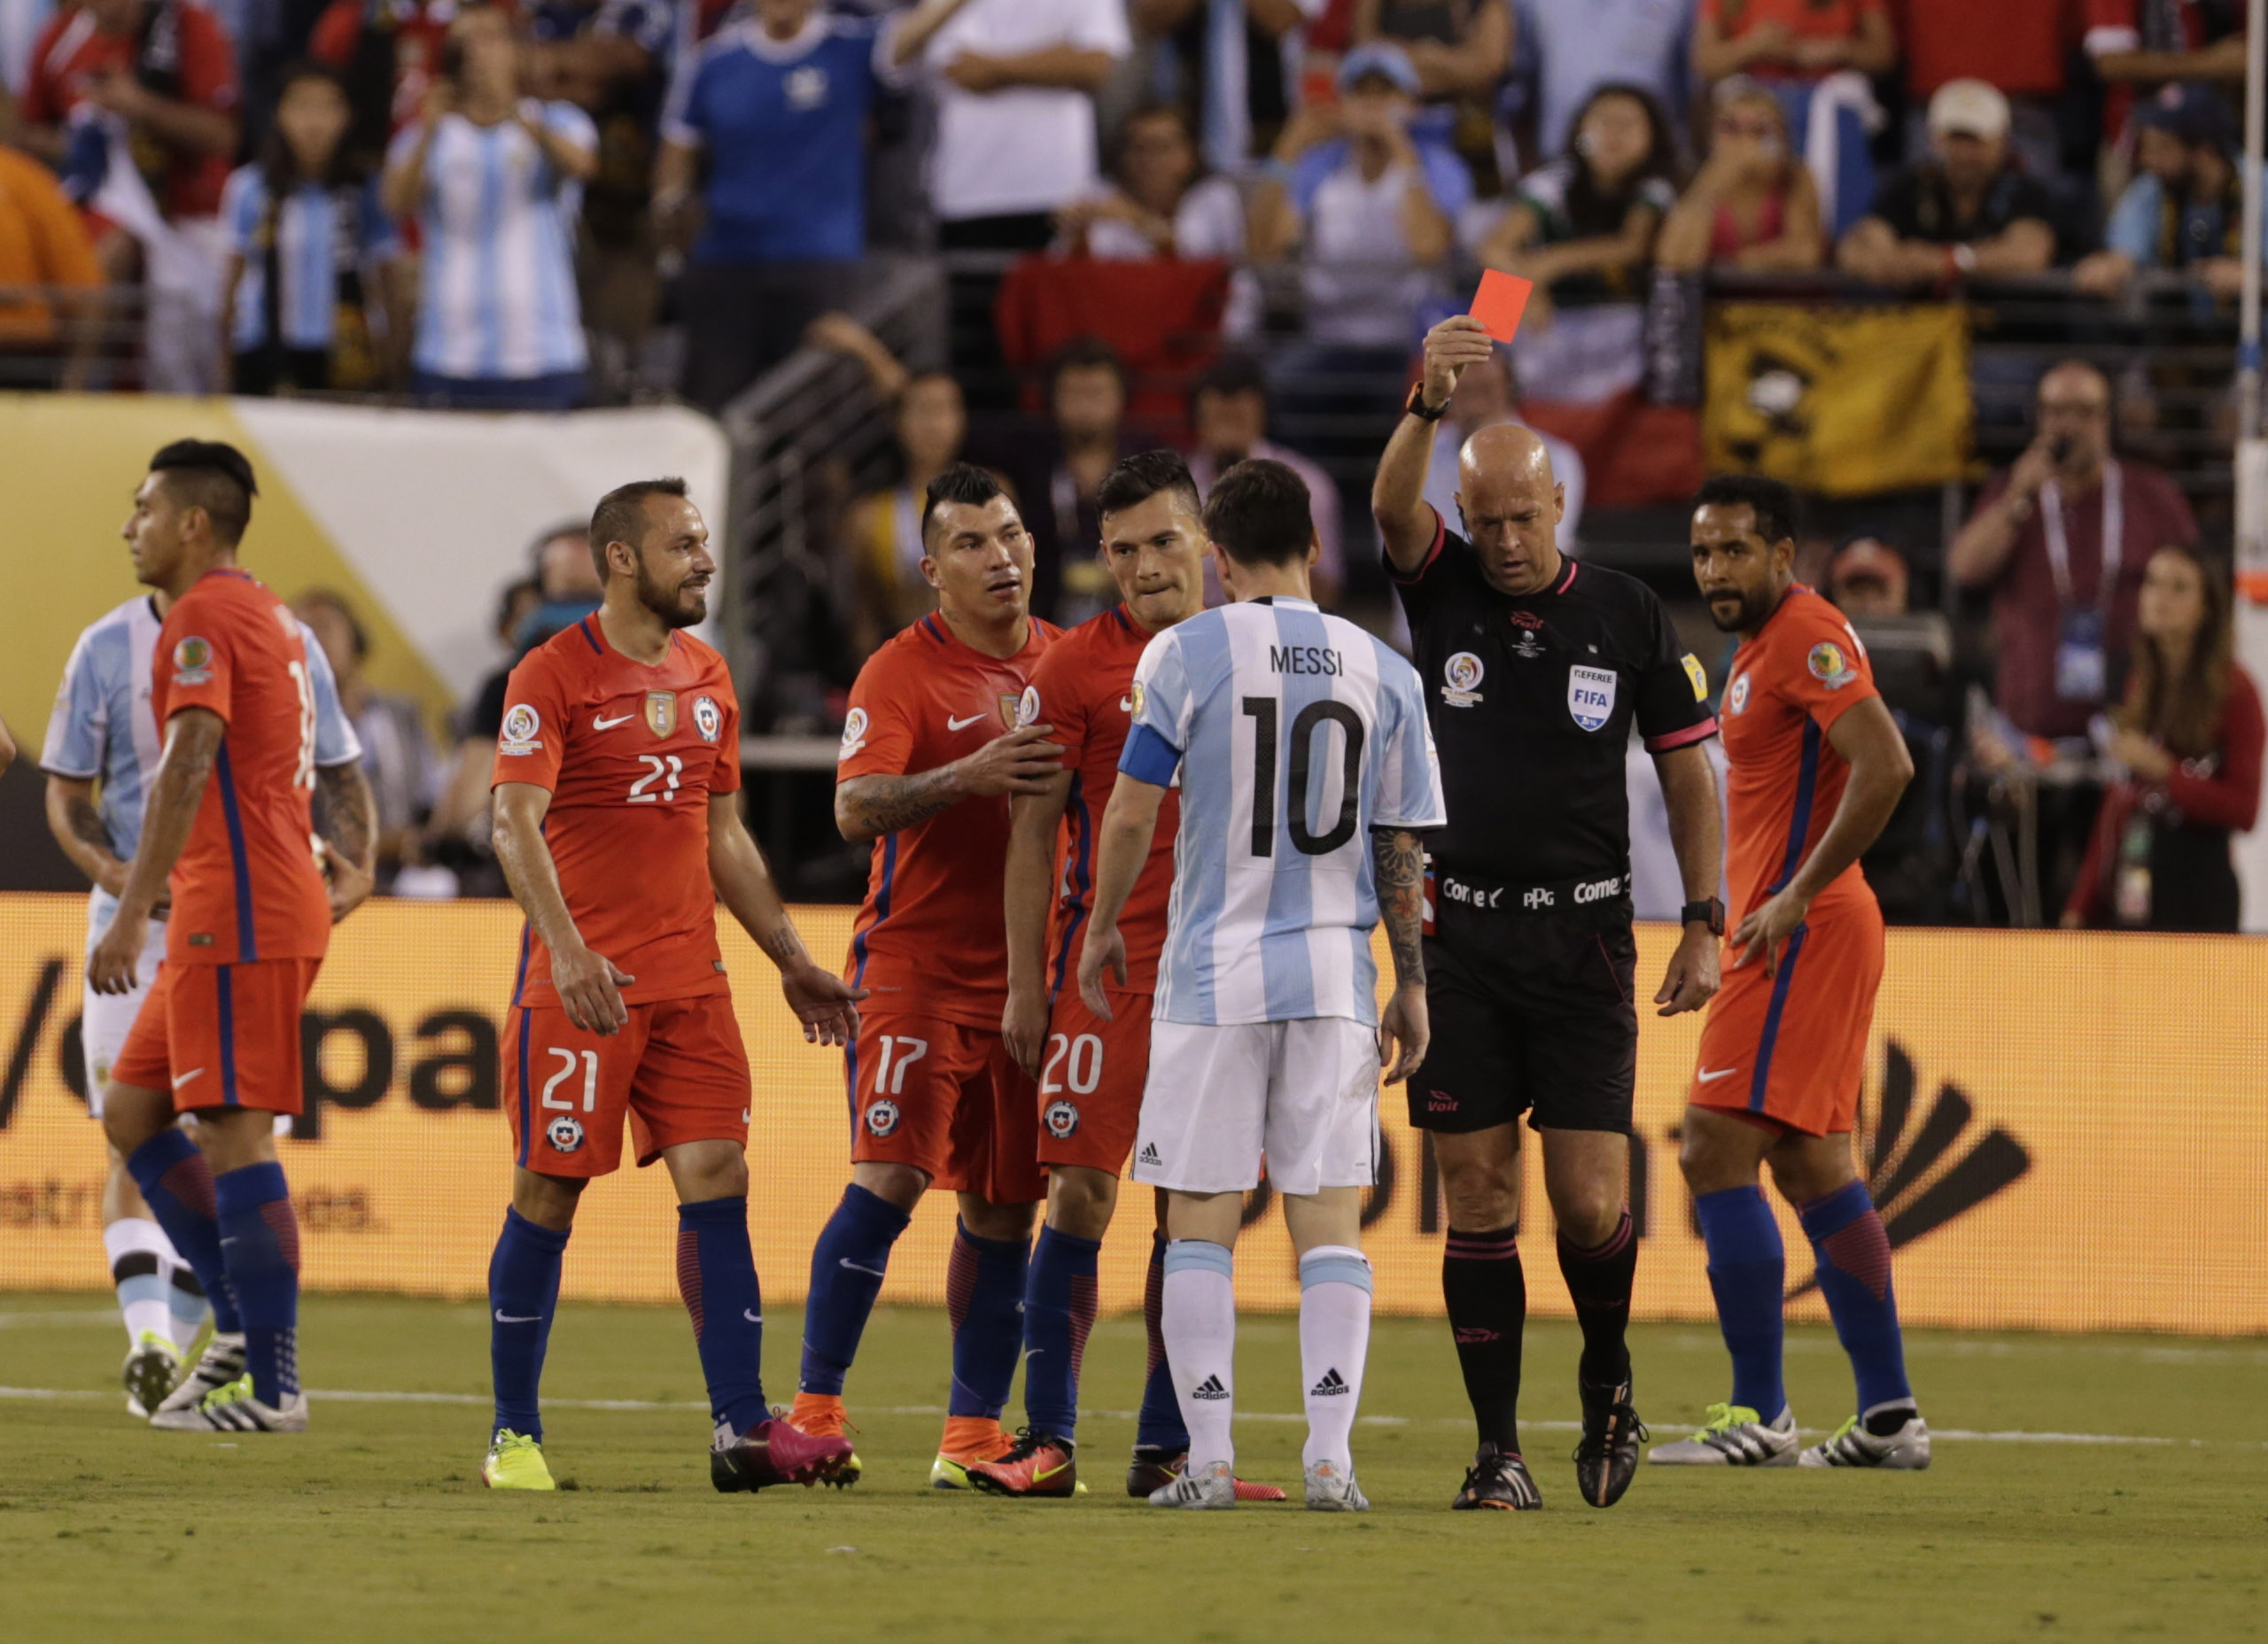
[1373, 314, 1498, 573]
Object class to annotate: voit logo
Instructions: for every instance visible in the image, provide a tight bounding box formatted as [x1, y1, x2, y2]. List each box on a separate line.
[1788, 1040, 2031, 1298]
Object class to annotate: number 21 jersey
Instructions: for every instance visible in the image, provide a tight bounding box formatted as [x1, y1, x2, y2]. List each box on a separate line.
[1121, 596, 1444, 1028]
[492, 616, 742, 1005]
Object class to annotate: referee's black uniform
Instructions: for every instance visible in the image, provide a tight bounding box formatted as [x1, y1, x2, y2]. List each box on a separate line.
[1391, 510, 1718, 1136]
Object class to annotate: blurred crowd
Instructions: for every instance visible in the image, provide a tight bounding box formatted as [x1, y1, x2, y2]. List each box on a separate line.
[0, 0, 2258, 403]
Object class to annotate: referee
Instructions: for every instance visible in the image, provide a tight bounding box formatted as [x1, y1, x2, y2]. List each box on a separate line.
[1372, 314, 1726, 1513]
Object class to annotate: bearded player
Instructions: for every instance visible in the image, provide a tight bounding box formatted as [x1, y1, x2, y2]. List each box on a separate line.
[971, 451, 1284, 1502]
[480, 478, 863, 1493]
[1652, 475, 1930, 1470]
[790, 464, 1061, 1488]
[92, 440, 374, 1434]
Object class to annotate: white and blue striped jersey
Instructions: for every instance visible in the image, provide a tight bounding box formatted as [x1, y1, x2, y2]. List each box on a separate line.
[1120, 596, 1445, 1028]
[221, 166, 398, 353]
[41, 595, 362, 931]
[388, 100, 596, 379]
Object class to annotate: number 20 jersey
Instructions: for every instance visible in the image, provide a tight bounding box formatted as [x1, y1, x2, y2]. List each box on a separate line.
[491, 616, 742, 1007]
[1120, 596, 1445, 1029]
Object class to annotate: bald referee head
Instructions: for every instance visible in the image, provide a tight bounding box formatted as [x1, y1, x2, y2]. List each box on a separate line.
[1454, 423, 1568, 598]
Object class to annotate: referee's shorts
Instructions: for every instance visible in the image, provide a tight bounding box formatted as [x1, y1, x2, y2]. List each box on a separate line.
[1406, 865, 1637, 1136]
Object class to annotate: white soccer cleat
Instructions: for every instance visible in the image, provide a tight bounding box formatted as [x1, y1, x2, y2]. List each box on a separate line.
[1647, 1402, 1800, 1466]
[150, 1375, 308, 1433]
[1799, 1409, 1932, 1470]
[1302, 1460, 1369, 1512]
[1148, 1457, 1236, 1509]
[153, 1330, 245, 1417]
[121, 1331, 180, 1419]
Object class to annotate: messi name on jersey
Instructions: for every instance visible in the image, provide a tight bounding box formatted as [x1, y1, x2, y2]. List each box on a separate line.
[1270, 643, 1344, 676]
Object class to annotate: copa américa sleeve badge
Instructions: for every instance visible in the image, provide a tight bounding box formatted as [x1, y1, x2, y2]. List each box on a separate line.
[172, 636, 214, 686]
[1807, 640, 1856, 689]
[1681, 652, 1708, 702]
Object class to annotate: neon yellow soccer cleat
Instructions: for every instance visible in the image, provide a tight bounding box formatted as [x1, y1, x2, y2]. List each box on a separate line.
[483, 1430, 556, 1491]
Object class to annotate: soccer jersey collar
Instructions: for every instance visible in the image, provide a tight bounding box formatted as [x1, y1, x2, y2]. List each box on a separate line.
[732, 12, 827, 62]
[1247, 596, 1319, 609]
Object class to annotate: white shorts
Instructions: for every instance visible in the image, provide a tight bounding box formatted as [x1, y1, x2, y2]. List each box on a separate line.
[82, 913, 166, 1119]
[1132, 1017, 1382, 1196]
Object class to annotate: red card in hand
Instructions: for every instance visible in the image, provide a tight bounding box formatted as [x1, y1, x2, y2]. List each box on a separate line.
[1471, 270, 1534, 343]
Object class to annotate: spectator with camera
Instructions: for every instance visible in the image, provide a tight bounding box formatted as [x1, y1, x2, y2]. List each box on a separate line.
[2063, 545, 2261, 934]
[381, 3, 597, 409]
[1053, 101, 1247, 264]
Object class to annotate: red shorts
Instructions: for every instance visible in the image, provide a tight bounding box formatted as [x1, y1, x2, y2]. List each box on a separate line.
[848, 1012, 1044, 1206]
[506, 993, 750, 1177]
[1036, 986, 1151, 1174]
[111, 958, 322, 1115]
[1690, 896, 1884, 1136]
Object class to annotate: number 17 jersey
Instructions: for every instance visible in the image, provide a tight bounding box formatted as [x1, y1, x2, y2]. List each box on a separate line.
[1120, 596, 1444, 1028]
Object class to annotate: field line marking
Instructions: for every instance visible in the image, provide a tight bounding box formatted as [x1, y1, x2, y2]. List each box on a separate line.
[0, 1385, 2256, 1446]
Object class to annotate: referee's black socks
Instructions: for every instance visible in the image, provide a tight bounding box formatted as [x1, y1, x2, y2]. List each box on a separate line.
[1557, 1210, 1638, 1393]
[1442, 1226, 1526, 1454]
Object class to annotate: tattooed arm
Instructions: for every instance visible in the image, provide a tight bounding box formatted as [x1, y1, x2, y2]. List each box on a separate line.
[1371, 826, 1429, 1084]
[45, 775, 130, 897]
[315, 760, 378, 923]
[834, 724, 1062, 844]
[709, 792, 866, 1047]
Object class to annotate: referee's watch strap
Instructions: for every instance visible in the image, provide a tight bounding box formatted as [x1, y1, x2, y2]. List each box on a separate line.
[1405, 383, 1450, 423]
[1681, 897, 1726, 936]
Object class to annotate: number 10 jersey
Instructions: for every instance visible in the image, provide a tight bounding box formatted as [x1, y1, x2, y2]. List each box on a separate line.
[492, 616, 742, 1007]
[1120, 596, 1445, 1028]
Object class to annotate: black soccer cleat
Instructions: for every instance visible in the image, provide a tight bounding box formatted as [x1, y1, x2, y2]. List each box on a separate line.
[1573, 1378, 1648, 1508]
[1451, 1443, 1542, 1511]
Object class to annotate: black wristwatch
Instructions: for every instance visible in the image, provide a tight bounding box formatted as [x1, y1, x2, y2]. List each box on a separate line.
[1681, 897, 1726, 936]
[1405, 382, 1450, 422]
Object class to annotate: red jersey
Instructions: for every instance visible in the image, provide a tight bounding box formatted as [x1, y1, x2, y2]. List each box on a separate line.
[1719, 586, 1882, 926]
[1896, 0, 2073, 97]
[152, 567, 330, 965]
[309, 0, 453, 141]
[24, 1, 240, 221]
[491, 616, 742, 1007]
[839, 612, 1060, 1029]
[1024, 606, 1181, 995]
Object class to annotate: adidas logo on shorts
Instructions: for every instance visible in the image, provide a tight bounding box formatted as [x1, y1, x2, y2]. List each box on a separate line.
[1191, 1374, 1230, 1401]
[1309, 1368, 1349, 1398]
[1138, 1143, 1162, 1166]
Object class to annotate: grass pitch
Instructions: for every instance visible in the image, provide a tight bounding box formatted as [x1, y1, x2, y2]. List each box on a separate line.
[2, 1292, 2263, 1644]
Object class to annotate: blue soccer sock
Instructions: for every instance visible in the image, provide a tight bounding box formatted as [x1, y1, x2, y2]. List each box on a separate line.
[1694, 1185, 1786, 1418]
[1798, 1181, 1913, 1415]
[488, 1206, 568, 1442]
[946, 1220, 1029, 1421]
[1135, 1231, 1189, 1452]
[799, 1184, 910, 1396]
[677, 1196, 770, 1437]
[214, 1162, 299, 1405]
[1021, 1224, 1101, 1441]
[123, 1128, 241, 1334]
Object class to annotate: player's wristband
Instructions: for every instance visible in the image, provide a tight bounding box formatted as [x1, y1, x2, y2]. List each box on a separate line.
[1681, 897, 1726, 936]
[1405, 383, 1450, 423]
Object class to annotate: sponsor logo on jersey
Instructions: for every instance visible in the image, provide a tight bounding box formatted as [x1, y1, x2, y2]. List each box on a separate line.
[838, 707, 869, 761]
[546, 1114, 585, 1153]
[865, 1098, 900, 1137]
[1507, 610, 1543, 630]
[173, 636, 214, 686]
[1044, 1100, 1080, 1139]
[1727, 673, 1751, 716]
[1682, 653, 1709, 702]
[693, 695, 722, 743]
[1016, 686, 1042, 728]
[1441, 650, 1485, 708]
[1808, 640, 1856, 689]
[644, 691, 678, 737]
[1573, 875, 1625, 903]
[1511, 627, 1546, 659]
[500, 702, 542, 755]
[1566, 664, 1617, 732]
[1138, 1141, 1161, 1166]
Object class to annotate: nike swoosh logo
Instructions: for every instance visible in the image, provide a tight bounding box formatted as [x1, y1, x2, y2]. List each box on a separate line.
[946, 712, 986, 731]
[741, 1108, 751, 1124]
[172, 1068, 206, 1089]
[1036, 1461, 1071, 1482]
[494, 1311, 542, 1323]
[593, 712, 635, 730]
[1119, 696, 1134, 712]
[743, 1309, 762, 1323]
[838, 1258, 886, 1278]
[1697, 1067, 1740, 1083]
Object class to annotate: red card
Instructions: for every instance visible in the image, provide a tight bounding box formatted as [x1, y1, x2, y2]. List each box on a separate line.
[1471, 270, 1534, 344]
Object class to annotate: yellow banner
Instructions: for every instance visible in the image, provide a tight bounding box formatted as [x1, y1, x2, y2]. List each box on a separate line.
[1704, 303, 1971, 497]
[1, 895, 2261, 1332]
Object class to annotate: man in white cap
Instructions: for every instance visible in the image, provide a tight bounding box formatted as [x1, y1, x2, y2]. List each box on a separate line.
[1836, 79, 2057, 285]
